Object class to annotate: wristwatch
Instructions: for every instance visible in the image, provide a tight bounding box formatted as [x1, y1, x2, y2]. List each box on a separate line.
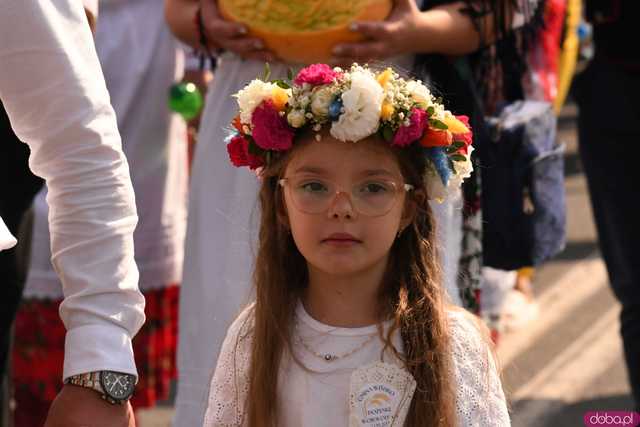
[65, 371, 137, 404]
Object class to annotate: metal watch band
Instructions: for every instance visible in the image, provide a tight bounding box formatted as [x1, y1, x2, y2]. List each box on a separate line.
[65, 372, 124, 405]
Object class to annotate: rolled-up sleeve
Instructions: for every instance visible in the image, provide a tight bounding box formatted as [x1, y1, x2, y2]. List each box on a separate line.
[0, 0, 145, 380]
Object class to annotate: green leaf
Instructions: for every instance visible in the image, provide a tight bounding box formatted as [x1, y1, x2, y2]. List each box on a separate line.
[450, 153, 467, 162]
[445, 141, 465, 153]
[247, 139, 265, 156]
[287, 67, 294, 81]
[426, 106, 435, 115]
[263, 62, 271, 81]
[382, 125, 394, 142]
[273, 79, 291, 89]
[429, 119, 448, 130]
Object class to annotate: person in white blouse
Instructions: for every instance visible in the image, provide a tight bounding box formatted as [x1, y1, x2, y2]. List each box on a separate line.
[0, 1, 144, 426]
[164, 1, 485, 423]
[204, 64, 509, 426]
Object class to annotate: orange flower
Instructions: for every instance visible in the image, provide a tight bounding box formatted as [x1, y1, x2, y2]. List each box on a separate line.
[376, 68, 393, 88]
[443, 113, 470, 134]
[420, 128, 453, 147]
[271, 86, 289, 111]
[381, 102, 394, 120]
[232, 115, 243, 133]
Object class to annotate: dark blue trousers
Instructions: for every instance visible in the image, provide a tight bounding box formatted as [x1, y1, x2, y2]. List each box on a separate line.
[576, 58, 640, 411]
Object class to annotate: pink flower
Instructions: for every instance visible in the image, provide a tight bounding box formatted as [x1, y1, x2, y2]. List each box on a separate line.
[294, 64, 341, 86]
[251, 100, 294, 151]
[392, 108, 428, 147]
[453, 115, 473, 154]
[227, 134, 264, 170]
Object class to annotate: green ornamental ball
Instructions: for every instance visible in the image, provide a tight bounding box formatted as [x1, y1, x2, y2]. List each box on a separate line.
[168, 82, 203, 121]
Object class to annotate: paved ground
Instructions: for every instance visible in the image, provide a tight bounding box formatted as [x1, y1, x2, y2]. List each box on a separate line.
[138, 101, 636, 426]
[499, 101, 635, 427]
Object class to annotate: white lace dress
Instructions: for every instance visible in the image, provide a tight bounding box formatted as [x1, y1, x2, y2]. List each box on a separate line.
[204, 304, 510, 426]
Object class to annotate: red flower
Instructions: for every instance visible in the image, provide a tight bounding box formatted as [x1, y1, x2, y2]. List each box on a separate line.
[251, 100, 294, 151]
[392, 108, 427, 147]
[453, 115, 473, 154]
[227, 134, 264, 170]
[294, 63, 341, 86]
[420, 128, 453, 148]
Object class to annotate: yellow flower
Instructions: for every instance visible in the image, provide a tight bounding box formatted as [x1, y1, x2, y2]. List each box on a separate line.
[271, 86, 290, 111]
[376, 68, 393, 88]
[381, 102, 394, 120]
[443, 112, 470, 134]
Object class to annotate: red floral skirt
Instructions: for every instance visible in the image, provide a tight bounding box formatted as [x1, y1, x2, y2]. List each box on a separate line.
[11, 285, 179, 426]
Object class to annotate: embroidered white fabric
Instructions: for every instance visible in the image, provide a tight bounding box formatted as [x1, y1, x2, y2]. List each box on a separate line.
[204, 306, 510, 426]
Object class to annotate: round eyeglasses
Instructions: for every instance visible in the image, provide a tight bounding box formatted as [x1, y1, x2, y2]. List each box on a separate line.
[278, 176, 414, 217]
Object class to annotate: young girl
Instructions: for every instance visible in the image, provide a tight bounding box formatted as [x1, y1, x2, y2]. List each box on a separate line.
[203, 64, 509, 426]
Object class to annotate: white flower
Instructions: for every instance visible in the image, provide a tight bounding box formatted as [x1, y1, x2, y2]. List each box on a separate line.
[310, 87, 334, 117]
[430, 102, 446, 121]
[287, 109, 306, 128]
[448, 145, 474, 189]
[424, 145, 474, 203]
[330, 69, 383, 142]
[424, 168, 447, 203]
[300, 95, 311, 108]
[234, 79, 285, 124]
[405, 80, 433, 109]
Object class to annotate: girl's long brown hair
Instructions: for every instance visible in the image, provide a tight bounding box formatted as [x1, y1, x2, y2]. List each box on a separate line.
[246, 140, 456, 426]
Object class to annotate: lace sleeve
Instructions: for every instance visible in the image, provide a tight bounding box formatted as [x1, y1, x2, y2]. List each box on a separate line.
[449, 310, 510, 427]
[203, 305, 255, 427]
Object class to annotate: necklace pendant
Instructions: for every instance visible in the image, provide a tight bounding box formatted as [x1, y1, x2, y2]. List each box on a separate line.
[324, 354, 333, 361]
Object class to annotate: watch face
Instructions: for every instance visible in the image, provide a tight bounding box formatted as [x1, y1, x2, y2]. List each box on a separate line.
[99, 371, 136, 401]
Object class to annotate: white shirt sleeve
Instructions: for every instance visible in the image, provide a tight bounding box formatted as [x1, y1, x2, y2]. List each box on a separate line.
[449, 310, 511, 426]
[0, 0, 145, 380]
[0, 217, 17, 251]
[204, 306, 254, 427]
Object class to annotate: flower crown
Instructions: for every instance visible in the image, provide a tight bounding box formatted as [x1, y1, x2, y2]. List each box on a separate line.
[226, 63, 474, 202]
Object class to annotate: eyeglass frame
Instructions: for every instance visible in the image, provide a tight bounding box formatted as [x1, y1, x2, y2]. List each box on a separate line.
[277, 176, 414, 217]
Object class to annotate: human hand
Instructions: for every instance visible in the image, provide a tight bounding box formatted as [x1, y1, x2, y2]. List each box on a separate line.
[331, 0, 423, 65]
[44, 384, 135, 427]
[200, 0, 276, 61]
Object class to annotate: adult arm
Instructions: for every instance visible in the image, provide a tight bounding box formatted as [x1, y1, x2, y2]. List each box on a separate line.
[0, 0, 145, 400]
[333, 0, 536, 62]
[164, 0, 275, 61]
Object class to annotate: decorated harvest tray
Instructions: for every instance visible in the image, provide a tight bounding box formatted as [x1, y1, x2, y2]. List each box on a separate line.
[219, 0, 392, 64]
